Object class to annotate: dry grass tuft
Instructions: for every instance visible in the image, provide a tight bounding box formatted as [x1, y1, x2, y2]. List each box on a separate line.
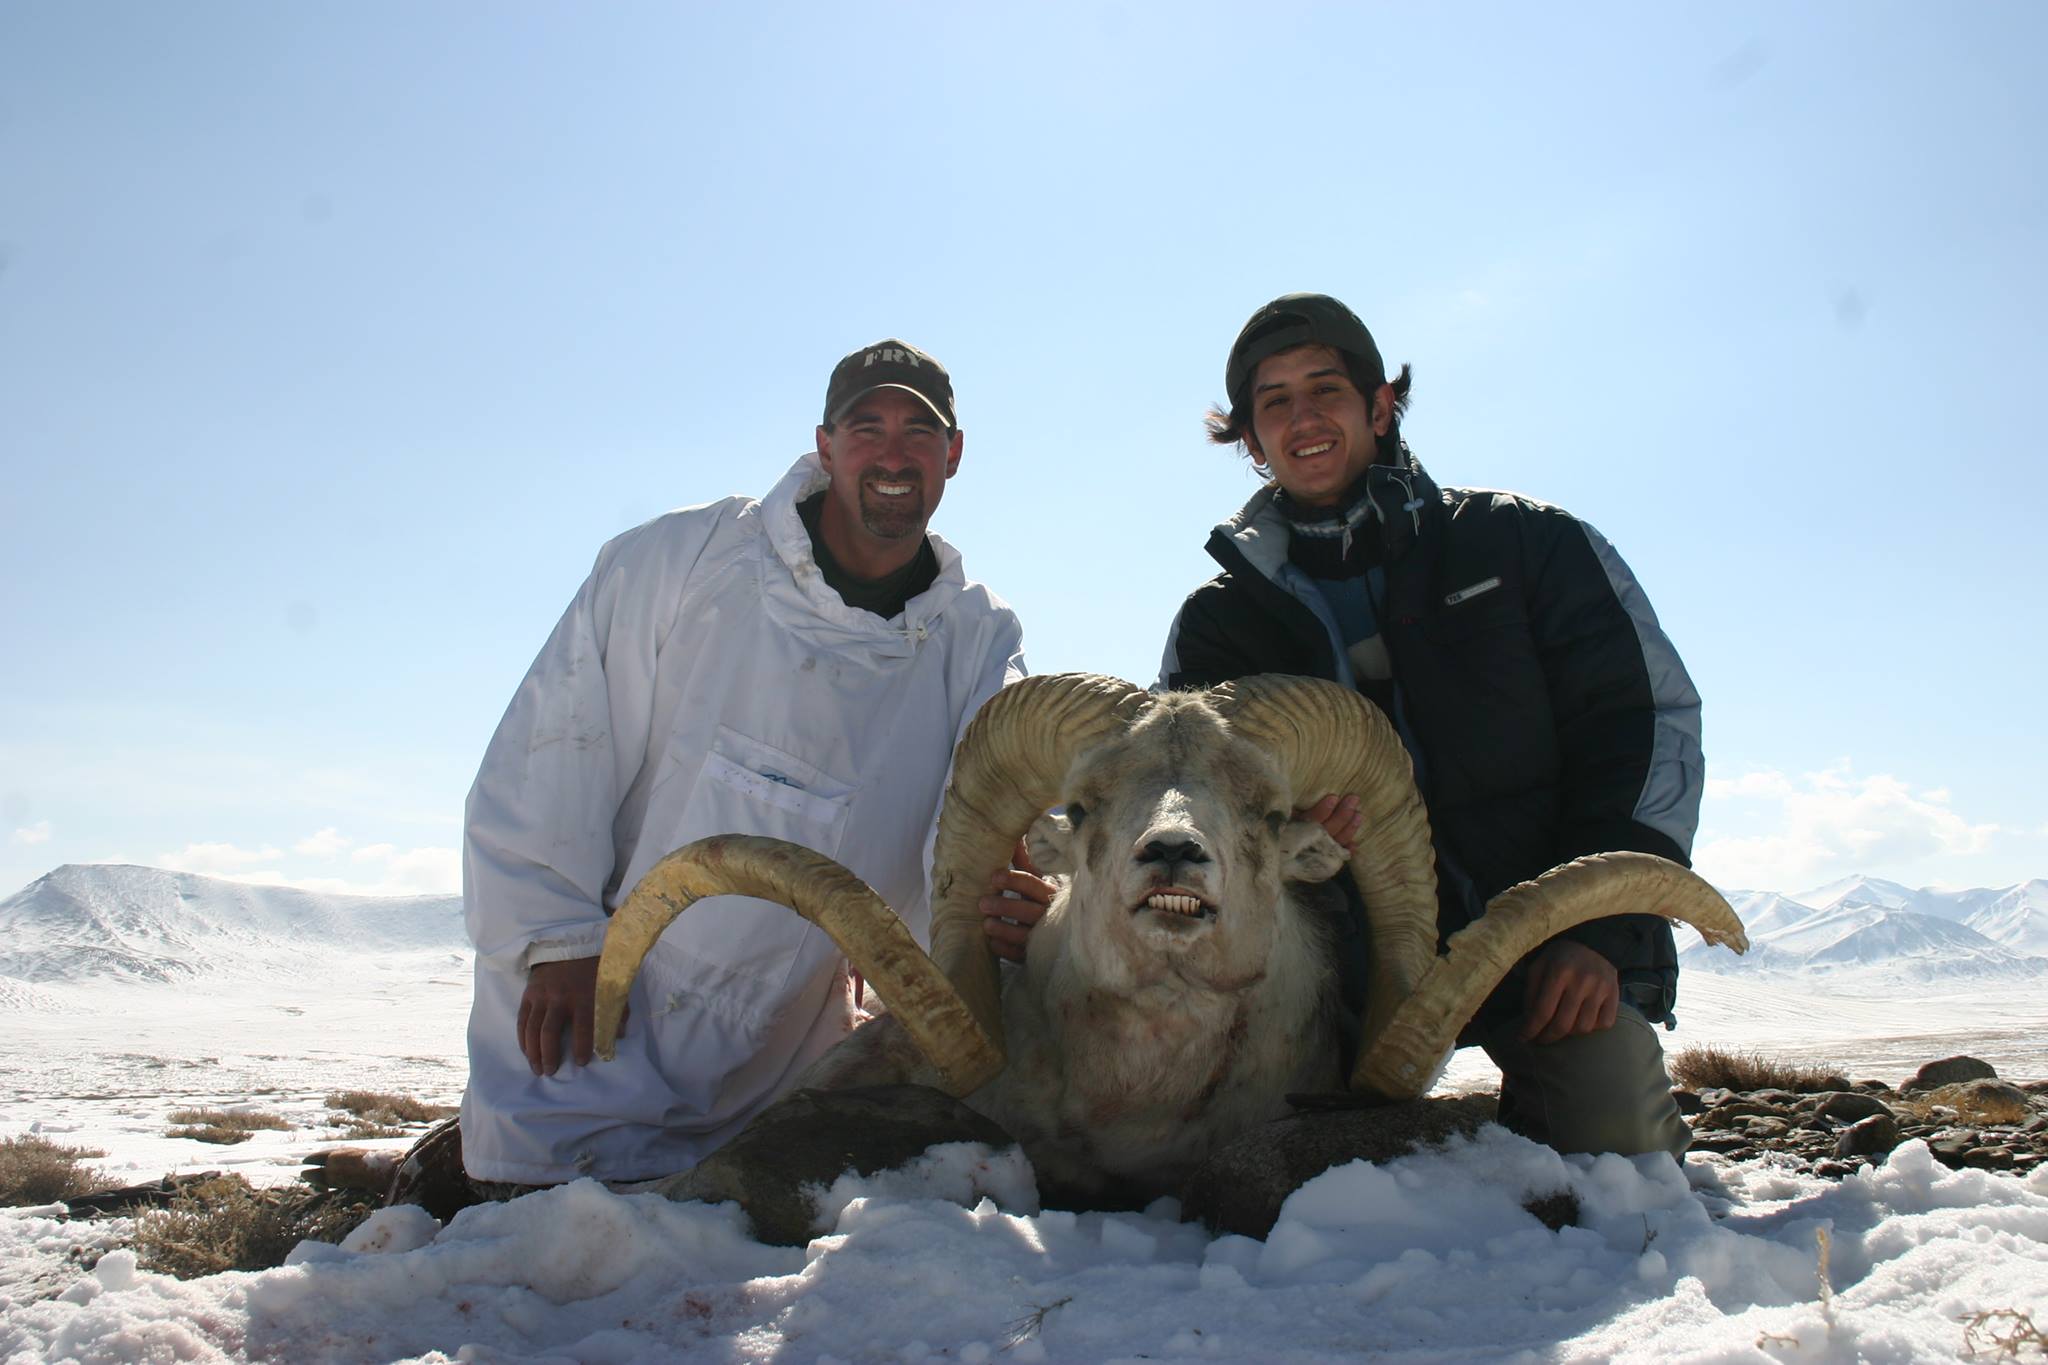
[165, 1108, 293, 1145]
[0, 1135, 118, 1206]
[1668, 1045, 1849, 1094]
[324, 1091, 457, 1139]
[1960, 1308, 2045, 1359]
[133, 1175, 378, 1278]
[1003, 1295, 1073, 1349]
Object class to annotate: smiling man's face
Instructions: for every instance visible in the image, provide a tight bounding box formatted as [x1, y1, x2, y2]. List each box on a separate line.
[1244, 343, 1391, 509]
[814, 386, 962, 578]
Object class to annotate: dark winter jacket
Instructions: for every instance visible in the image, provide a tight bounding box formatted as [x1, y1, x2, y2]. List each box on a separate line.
[1159, 450, 1703, 1024]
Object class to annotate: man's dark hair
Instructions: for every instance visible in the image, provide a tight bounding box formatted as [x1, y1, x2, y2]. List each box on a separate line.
[1204, 351, 1414, 465]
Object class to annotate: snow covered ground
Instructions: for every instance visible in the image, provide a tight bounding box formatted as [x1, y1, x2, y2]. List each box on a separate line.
[2, 868, 2046, 1361]
[0, 957, 471, 1191]
[5, 1116, 2045, 1362]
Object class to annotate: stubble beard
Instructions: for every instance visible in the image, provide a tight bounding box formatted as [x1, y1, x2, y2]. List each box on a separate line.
[859, 478, 927, 542]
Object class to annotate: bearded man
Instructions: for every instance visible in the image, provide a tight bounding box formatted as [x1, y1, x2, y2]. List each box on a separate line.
[461, 339, 1027, 1187]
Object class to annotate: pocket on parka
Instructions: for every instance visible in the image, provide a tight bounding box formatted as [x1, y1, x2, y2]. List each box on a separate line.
[651, 725, 861, 1002]
[697, 726, 858, 832]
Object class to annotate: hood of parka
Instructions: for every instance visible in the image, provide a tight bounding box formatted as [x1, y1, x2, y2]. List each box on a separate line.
[757, 451, 973, 658]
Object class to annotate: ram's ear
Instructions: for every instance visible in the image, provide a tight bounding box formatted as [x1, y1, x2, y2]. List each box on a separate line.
[1280, 819, 1347, 884]
[1025, 809, 1077, 877]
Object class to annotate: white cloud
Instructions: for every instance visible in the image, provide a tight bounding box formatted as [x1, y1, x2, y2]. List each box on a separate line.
[353, 844, 460, 896]
[1694, 765, 2001, 892]
[294, 827, 353, 857]
[154, 837, 458, 896]
[158, 841, 289, 878]
[11, 821, 52, 845]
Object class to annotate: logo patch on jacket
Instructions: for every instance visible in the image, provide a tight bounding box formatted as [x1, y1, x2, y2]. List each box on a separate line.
[1443, 577, 1502, 606]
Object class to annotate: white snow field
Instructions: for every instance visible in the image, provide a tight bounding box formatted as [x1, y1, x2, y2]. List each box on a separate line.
[2, 864, 2045, 1363]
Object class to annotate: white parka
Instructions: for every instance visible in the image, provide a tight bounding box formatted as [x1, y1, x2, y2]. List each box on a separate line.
[461, 453, 1025, 1184]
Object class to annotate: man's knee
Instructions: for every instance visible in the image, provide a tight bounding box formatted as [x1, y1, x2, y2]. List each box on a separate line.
[1487, 1008, 1688, 1159]
[1539, 1086, 1688, 1159]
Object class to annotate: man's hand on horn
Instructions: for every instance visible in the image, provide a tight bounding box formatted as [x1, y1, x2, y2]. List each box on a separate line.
[518, 956, 626, 1075]
[980, 837, 1057, 963]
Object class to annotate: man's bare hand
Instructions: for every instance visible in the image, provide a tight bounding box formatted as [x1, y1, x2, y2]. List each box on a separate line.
[1519, 939, 1619, 1045]
[517, 956, 619, 1076]
[980, 837, 1057, 964]
[1297, 793, 1363, 852]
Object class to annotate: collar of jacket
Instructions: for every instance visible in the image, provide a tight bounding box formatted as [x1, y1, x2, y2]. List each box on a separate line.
[757, 452, 969, 655]
[1212, 446, 1442, 582]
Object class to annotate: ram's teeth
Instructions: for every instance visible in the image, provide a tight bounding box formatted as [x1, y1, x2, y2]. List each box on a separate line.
[1146, 893, 1202, 915]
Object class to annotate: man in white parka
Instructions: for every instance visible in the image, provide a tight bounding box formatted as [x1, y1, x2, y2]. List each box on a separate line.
[460, 339, 1027, 1187]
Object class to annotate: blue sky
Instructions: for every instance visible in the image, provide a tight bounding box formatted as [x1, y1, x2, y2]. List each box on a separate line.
[3, 2, 2044, 900]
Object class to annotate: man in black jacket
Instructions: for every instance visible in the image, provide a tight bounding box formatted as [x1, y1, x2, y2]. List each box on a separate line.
[1156, 293, 1705, 1157]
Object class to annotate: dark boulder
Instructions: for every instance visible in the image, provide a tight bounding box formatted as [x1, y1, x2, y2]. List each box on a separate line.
[1928, 1133, 1979, 1168]
[1962, 1147, 2016, 1171]
[1817, 1091, 1894, 1123]
[1834, 1112, 1901, 1159]
[1685, 1131, 1754, 1157]
[1905, 1056, 1997, 1092]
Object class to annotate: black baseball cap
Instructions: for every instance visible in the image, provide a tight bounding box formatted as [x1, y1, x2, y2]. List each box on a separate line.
[822, 339, 957, 431]
[1225, 294, 1386, 409]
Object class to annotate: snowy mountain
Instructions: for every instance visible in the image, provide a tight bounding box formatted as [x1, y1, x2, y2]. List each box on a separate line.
[1967, 879, 2048, 957]
[1717, 890, 1820, 939]
[1769, 905, 2039, 977]
[1766, 873, 2048, 961]
[0, 863, 467, 987]
[1793, 874, 1922, 914]
[1789, 874, 2006, 923]
[1683, 899, 2047, 984]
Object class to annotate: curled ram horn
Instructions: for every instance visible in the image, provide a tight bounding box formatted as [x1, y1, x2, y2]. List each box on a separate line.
[1351, 850, 1748, 1100]
[922, 673, 1152, 1051]
[1210, 674, 1441, 1071]
[593, 834, 1002, 1094]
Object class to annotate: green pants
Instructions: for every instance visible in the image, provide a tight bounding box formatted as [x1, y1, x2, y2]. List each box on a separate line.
[1463, 1004, 1689, 1158]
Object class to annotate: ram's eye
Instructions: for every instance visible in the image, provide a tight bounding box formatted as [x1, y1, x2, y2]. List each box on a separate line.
[1064, 803, 1088, 830]
[1265, 810, 1287, 834]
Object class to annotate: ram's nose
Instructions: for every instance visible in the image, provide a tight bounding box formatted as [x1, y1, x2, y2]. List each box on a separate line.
[1134, 830, 1211, 874]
